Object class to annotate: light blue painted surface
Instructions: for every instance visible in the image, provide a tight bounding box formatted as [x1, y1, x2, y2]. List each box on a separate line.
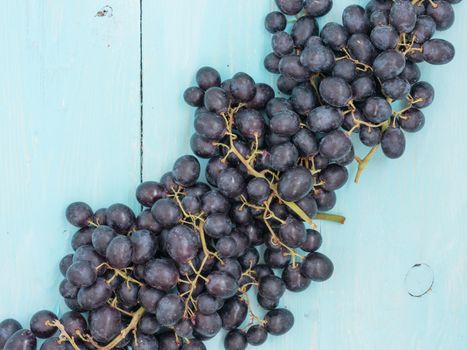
[1, 1, 466, 349]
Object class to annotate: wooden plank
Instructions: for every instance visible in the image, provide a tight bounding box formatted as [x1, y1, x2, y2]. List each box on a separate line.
[0, 1, 140, 324]
[143, 0, 467, 349]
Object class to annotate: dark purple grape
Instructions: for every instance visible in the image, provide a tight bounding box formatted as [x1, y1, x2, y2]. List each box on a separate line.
[332, 59, 356, 82]
[77, 278, 112, 310]
[231, 72, 256, 102]
[247, 83, 275, 110]
[156, 294, 184, 326]
[411, 81, 435, 108]
[381, 126, 406, 158]
[91, 225, 115, 256]
[406, 43, 424, 63]
[224, 329, 247, 350]
[278, 217, 307, 247]
[182, 339, 206, 350]
[4, 330, 36, 350]
[117, 281, 139, 308]
[60, 311, 88, 338]
[373, 50, 406, 81]
[130, 229, 156, 264]
[363, 96, 392, 123]
[359, 126, 382, 147]
[264, 308, 294, 335]
[204, 213, 232, 239]
[347, 34, 376, 64]
[106, 235, 132, 269]
[269, 110, 301, 136]
[399, 61, 421, 84]
[193, 312, 222, 339]
[275, 0, 303, 15]
[412, 15, 436, 44]
[58, 254, 73, 275]
[106, 203, 135, 233]
[88, 305, 122, 343]
[196, 67, 221, 90]
[304, 0, 333, 17]
[40, 337, 70, 350]
[184, 86, 204, 107]
[313, 188, 336, 211]
[190, 133, 219, 159]
[265, 11, 287, 33]
[319, 130, 352, 160]
[206, 271, 239, 299]
[73, 245, 105, 273]
[204, 87, 229, 114]
[290, 84, 317, 116]
[138, 286, 166, 314]
[235, 108, 265, 140]
[366, 0, 392, 13]
[278, 166, 313, 202]
[301, 252, 334, 281]
[257, 294, 279, 310]
[66, 202, 93, 227]
[202, 191, 230, 215]
[264, 247, 290, 269]
[381, 77, 410, 100]
[335, 145, 355, 167]
[59, 279, 79, 299]
[197, 293, 223, 315]
[307, 105, 343, 133]
[342, 5, 370, 34]
[246, 325, 268, 345]
[137, 209, 162, 233]
[30, 310, 57, 339]
[258, 275, 286, 300]
[151, 198, 182, 228]
[216, 236, 237, 258]
[296, 194, 318, 218]
[292, 128, 319, 157]
[217, 168, 245, 199]
[270, 142, 299, 171]
[264, 53, 281, 73]
[282, 264, 311, 292]
[390, 0, 417, 33]
[174, 319, 192, 338]
[426, 1, 455, 30]
[133, 333, 159, 350]
[320, 22, 348, 51]
[291, 16, 319, 49]
[71, 227, 94, 251]
[422, 38, 455, 65]
[400, 108, 425, 132]
[279, 55, 309, 82]
[219, 297, 248, 330]
[246, 178, 270, 204]
[301, 229, 322, 252]
[370, 25, 398, 50]
[144, 258, 179, 291]
[166, 225, 200, 264]
[369, 9, 389, 27]
[277, 75, 299, 94]
[319, 164, 348, 191]
[136, 181, 166, 208]
[66, 260, 97, 288]
[194, 112, 226, 141]
[266, 97, 293, 118]
[300, 43, 335, 73]
[215, 258, 242, 280]
[157, 332, 180, 350]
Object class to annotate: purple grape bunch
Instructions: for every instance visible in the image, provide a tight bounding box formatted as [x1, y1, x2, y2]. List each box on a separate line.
[0, 0, 462, 350]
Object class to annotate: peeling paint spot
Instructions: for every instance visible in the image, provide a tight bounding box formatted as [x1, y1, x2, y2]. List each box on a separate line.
[405, 263, 434, 297]
[95, 5, 113, 18]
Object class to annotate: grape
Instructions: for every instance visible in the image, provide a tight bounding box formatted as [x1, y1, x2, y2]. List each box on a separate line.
[264, 247, 291, 269]
[137, 209, 162, 233]
[269, 142, 299, 171]
[278, 217, 307, 247]
[359, 126, 382, 147]
[381, 77, 410, 100]
[304, 0, 333, 17]
[91, 225, 116, 256]
[258, 275, 286, 300]
[292, 128, 319, 157]
[156, 294, 184, 326]
[204, 213, 233, 239]
[282, 264, 312, 292]
[320, 22, 348, 51]
[278, 166, 313, 202]
[313, 188, 336, 211]
[193, 312, 222, 339]
[265, 11, 287, 33]
[106, 235, 133, 269]
[342, 5, 370, 34]
[264, 52, 281, 73]
[390, 0, 417, 33]
[182, 339, 206, 350]
[218, 297, 248, 330]
[71, 227, 94, 251]
[279, 55, 309, 82]
[205, 271, 239, 299]
[78, 278, 112, 310]
[204, 87, 229, 114]
[412, 15, 437, 44]
[174, 319, 193, 338]
[366, 0, 392, 13]
[66, 260, 97, 288]
[190, 133, 220, 158]
[426, 1, 455, 31]
[215, 258, 242, 280]
[40, 337, 71, 350]
[231, 72, 257, 102]
[290, 84, 318, 117]
[166, 225, 200, 264]
[411, 81, 435, 108]
[319, 130, 352, 160]
[194, 112, 227, 141]
[400, 108, 425, 132]
[59, 279, 78, 299]
[184, 86, 205, 107]
[59, 255, 74, 278]
[335, 146, 355, 167]
[332, 59, 357, 82]
[66, 202, 93, 227]
[201, 191, 230, 215]
[352, 75, 376, 101]
[74, 245, 106, 273]
[269, 110, 301, 136]
[151, 198, 182, 228]
[60, 311, 88, 338]
[406, 42, 424, 63]
[373, 50, 406, 80]
[307, 105, 343, 133]
[138, 286, 166, 314]
[381, 126, 406, 159]
[144, 258, 179, 291]
[257, 294, 280, 310]
[347, 33, 377, 64]
[275, 0, 303, 15]
[88, 305, 122, 343]
[264, 308, 295, 335]
[301, 252, 334, 281]
[276, 75, 297, 94]
[238, 247, 260, 268]
[369, 10, 389, 27]
[422, 38, 455, 65]
[301, 229, 322, 252]
[133, 333, 159, 350]
[106, 203, 135, 233]
[363, 96, 392, 123]
[235, 109, 265, 140]
[296, 194, 318, 218]
[216, 236, 237, 258]
[196, 67, 221, 91]
[224, 329, 247, 350]
[319, 164, 349, 191]
[157, 332, 180, 349]
[300, 42, 335, 73]
[291, 16, 319, 49]
[247, 83, 275, 110]
[370, 25, 398, 50]
[0, 319, 22, 349]
[217, 168, 245, 199]
[4, 330, 36, 350]
[399, 61, 421, 84]
[266, 97, 292, 117]
[130, 229, 156, 264]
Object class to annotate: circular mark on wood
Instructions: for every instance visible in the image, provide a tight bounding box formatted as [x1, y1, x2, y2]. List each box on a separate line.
[405, 263, 434, 297]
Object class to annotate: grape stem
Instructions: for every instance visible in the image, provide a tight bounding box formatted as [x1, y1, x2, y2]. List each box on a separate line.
[45, 320, 81, 350]
[96, 262, 144, 287]
[354, 145, 379, 184]
[99, 307, 145, 350]
[315, 213, 346, 224]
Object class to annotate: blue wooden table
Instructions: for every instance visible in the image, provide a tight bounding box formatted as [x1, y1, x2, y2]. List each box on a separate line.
[0, 1, 466, 349]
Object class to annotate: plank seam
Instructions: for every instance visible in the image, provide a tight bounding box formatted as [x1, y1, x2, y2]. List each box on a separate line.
[139, 0, 144, 187]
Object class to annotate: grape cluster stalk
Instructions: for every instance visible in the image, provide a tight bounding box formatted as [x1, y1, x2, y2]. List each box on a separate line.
[0, 0, 462, 350]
